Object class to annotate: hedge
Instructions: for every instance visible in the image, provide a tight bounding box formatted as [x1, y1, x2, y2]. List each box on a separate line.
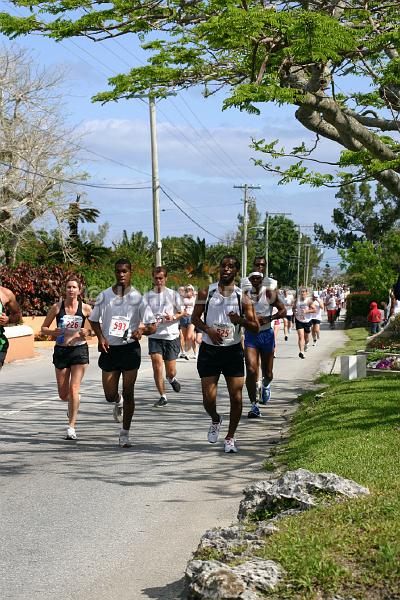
[345, 291, 388, 328]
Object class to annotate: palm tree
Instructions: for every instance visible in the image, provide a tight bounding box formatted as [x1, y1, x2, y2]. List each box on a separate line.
[180, 236, 209, 277]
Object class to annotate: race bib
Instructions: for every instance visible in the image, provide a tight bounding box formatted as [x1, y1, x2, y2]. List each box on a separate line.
[109, 316, 130, 337]
[213, 321, 235, 344]
[62, 315, 83, 331]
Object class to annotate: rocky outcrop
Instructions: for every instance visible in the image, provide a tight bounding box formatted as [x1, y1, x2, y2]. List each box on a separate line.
[185, 469, 370, 599]
[186, 558, 284, 600]
[238, 468, 370, 520]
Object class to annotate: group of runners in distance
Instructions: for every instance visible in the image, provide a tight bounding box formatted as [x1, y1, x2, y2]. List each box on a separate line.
[1, 256, 350, 453]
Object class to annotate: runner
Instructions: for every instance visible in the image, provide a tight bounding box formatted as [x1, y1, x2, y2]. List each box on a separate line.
[0, 285, 22, 370]
[282, 289, 294, 341]
[41, 276, 92, 440]
[294, 288, 316, 359]
[244, 273, 286, 418]
[179, 284, 196, 359]
[326, 289, 339, 329]
[89, 259, 156, 448]
[311, 291, 324, 346]
[191, 255, 259, 453]
[144, 266, 184, 407]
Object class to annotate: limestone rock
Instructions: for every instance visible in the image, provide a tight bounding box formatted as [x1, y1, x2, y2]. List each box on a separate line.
[197, 525, 264, 559]
[186, 558, 284, 599]
[238, 468, 370, 520]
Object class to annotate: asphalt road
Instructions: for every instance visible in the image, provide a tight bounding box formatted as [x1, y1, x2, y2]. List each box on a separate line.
[0, 320, 346, 600]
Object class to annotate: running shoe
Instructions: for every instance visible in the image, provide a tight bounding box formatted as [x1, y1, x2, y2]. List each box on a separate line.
[304, 343, 309, 352]
[65, 426, 77, 440]
[312, 338, 317, 346]
[113, 401, 123, 423]
[208, 417, 222, 443]
[261, 384, 271, 404]
[119, 432, 132, 448]
[183, 353, 190, 361]
[169, 378, 181, 393]
[154, 396, 168, 407]
[247, 403, 261, 418]
[284, 335, 288, 341]
[192, 352, 198, 359]
[224, 438, 238, 453]
[299, 352, 305, 359]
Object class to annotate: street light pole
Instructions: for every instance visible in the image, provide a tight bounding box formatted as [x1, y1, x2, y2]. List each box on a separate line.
[149, 96, 162, 267]
[296, 226, 302, 293]
[234, 183, 261, 278]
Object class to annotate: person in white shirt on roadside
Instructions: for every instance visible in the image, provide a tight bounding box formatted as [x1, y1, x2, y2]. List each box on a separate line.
[311, 291, 324, 346]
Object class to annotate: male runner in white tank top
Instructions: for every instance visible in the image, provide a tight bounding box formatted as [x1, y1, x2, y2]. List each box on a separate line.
[191, 255, 258, 453]
[244, 272, 286, 418]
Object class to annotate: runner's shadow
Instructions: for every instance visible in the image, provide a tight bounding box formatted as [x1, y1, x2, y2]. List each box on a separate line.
[142, 577, 185, 599]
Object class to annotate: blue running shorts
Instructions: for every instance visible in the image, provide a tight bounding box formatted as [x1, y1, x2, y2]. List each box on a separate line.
[244, 328, 275, 353]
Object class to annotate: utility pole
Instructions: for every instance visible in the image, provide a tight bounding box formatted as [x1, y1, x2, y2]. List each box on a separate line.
[305, 244, 311, 289]
[264, 211, 291, 276]
[296, 226, 302, 293]
[149, 96, 162, 267]
[234, 184, 260, 278]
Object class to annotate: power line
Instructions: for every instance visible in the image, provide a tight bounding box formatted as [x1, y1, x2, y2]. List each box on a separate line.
[0, 160, 152, 190]
[160, 187, 228, 243]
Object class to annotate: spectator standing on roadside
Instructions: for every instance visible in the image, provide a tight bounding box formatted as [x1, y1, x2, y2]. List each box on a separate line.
[367, 302, 382, 335]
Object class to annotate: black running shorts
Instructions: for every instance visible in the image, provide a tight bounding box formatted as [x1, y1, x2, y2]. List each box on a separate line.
[0, 350, 7, 366]
[53, 344, 89, 370]
[197, 342, 244, 379]
[295, 319, 312, 333]
[98, 341, 141, 372]
[148, 337, 180, 361]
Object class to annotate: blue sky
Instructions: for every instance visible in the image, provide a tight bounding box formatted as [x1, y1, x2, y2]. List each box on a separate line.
[0, 4, 343, 270]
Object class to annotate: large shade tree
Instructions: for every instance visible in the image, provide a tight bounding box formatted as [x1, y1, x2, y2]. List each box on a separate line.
[0, 45, 87, 264]
[1, 1, 399, 198]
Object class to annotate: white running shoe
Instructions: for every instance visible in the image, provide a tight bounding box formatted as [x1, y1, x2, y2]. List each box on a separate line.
[113, 395, 123, 423]
[65, 426, 77, 440]
[119, 432, 132, 448]
[224, 438, 238, 453]
[207, 417, 222, 443]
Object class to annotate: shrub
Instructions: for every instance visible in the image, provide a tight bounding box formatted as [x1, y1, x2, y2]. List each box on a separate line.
[0, 263, 85, 315]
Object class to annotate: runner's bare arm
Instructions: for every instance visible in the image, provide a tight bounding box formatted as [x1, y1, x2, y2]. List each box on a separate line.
[191, 288, 223, 344]
[271, 297, 287, 321]
[41, 303, 62, 337]
[229, 294, 259, 333]
[131, 322, 156, 341]
[0, 289, 21, 325]
[89, 319, 109, 352]
[79, 303, 93, 339]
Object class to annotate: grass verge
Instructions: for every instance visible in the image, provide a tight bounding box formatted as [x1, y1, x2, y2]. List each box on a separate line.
[332, 327, 368, 357]
[260, 373, 400, 599]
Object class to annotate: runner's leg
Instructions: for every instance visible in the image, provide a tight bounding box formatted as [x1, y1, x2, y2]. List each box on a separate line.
[121, 369, 138, 431]
[297, 328, 305, 353]
[150, 352, 166, 396]
[201, 375, 220, 422]
[102, 370, 121, 403]
[68, 364, 87, 428]
[225, 376, 244, 439]
[245, 346, 259, 404]
[55, 367, 70, 402]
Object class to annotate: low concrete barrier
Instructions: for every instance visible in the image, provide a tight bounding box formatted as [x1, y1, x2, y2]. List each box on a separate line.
[4, 325, 35, 363]
[340, 354, 367, 380]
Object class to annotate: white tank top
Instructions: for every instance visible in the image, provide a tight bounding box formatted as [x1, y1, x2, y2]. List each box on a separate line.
[313, 300, 322, 321]
[203, 284, 242, 346]
[296, 298, 313, 323]
[283, 294, 294, 316]
[249, 286, 272, 331]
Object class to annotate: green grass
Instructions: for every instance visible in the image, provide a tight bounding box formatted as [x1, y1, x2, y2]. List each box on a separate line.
[258, 374, 400, 599]
[332, 327, 369, 357]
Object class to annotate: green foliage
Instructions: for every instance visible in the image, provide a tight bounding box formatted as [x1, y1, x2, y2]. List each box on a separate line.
[315, 183, 400, 249]
[0, 263, 84, 315]
[345, 292, 385, 327]
[263, 375, 400, 599]
[340, 231, 400, 299]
